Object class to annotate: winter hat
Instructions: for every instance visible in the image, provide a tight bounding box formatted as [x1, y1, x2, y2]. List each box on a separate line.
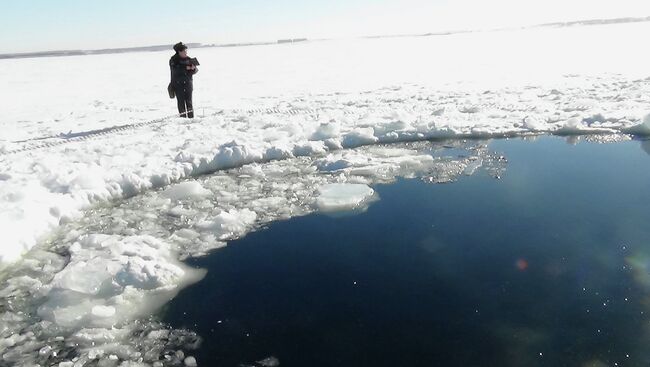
[173, 42, 188, 53]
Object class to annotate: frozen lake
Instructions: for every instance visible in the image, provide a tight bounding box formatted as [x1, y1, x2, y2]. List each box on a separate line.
[1, 21, 650, 366]
[163, 137, 650, 367]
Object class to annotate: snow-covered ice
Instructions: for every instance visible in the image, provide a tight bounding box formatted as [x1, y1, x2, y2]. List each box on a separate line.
[2, 22, 650, 265]
[0, 21, 649, 366]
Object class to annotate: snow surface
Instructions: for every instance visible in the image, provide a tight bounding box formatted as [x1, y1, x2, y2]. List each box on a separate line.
[0, 22, 649, 366]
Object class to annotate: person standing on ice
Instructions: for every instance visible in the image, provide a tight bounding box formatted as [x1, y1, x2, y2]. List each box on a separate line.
[169, 42, 198, 118]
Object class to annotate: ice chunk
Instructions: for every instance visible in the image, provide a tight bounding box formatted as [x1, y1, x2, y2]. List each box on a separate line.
[555, 117, 615, 135]
[315, 158, 352, 172]
[184, 356, 198, 366]
[311, 121, 341, 140]
[316, 183, 376, 212]
[293, 141, 328, 156]
[256, 356, 280, 367]
[196, 209, 257, 239]
[50, 256, 122, 295]
[523, 116, 547, 132]
[341, 128, 378, 148]
[624, 113, 650, 136]
[91, 305, 116, 318]
[162, 182, 211, 201]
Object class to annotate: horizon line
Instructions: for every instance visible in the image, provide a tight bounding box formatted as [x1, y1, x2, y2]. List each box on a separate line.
[1, 15, 648, 60]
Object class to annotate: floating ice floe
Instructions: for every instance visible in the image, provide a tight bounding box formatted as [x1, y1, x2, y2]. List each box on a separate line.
[316, 183, 376, 212]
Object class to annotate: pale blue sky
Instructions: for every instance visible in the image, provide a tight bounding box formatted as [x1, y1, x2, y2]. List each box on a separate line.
[2, 0, 649, 53]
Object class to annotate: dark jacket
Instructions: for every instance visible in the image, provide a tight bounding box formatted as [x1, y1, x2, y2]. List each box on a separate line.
[169, 54, 198, 87]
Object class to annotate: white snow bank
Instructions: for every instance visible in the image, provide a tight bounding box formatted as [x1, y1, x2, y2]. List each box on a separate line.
[316, 183, 376, 212]
[2, 78, 648, 265]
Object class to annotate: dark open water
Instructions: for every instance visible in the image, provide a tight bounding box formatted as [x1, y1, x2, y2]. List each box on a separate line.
[163, 137, 650, 367]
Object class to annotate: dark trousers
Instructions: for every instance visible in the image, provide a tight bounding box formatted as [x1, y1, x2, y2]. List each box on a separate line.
[174, 85, 194, 118]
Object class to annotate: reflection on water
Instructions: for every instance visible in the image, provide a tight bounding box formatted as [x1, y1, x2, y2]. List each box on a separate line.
[163, 137, 650, 367]
[640, 139, 650, 156]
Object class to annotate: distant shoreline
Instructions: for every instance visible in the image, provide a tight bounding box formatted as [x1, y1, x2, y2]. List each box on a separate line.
[0, 38, 313, 60]
[1, 15, 648, 60]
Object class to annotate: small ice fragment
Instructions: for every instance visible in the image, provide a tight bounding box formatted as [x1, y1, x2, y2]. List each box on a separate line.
[91, 305, 116, 318]
[162, 182, 211, 200]
[39, 345, 52, 356]
[256, 356, 280, 367]
[184, 356, 198, 366]
[523, 116, 547, 131]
